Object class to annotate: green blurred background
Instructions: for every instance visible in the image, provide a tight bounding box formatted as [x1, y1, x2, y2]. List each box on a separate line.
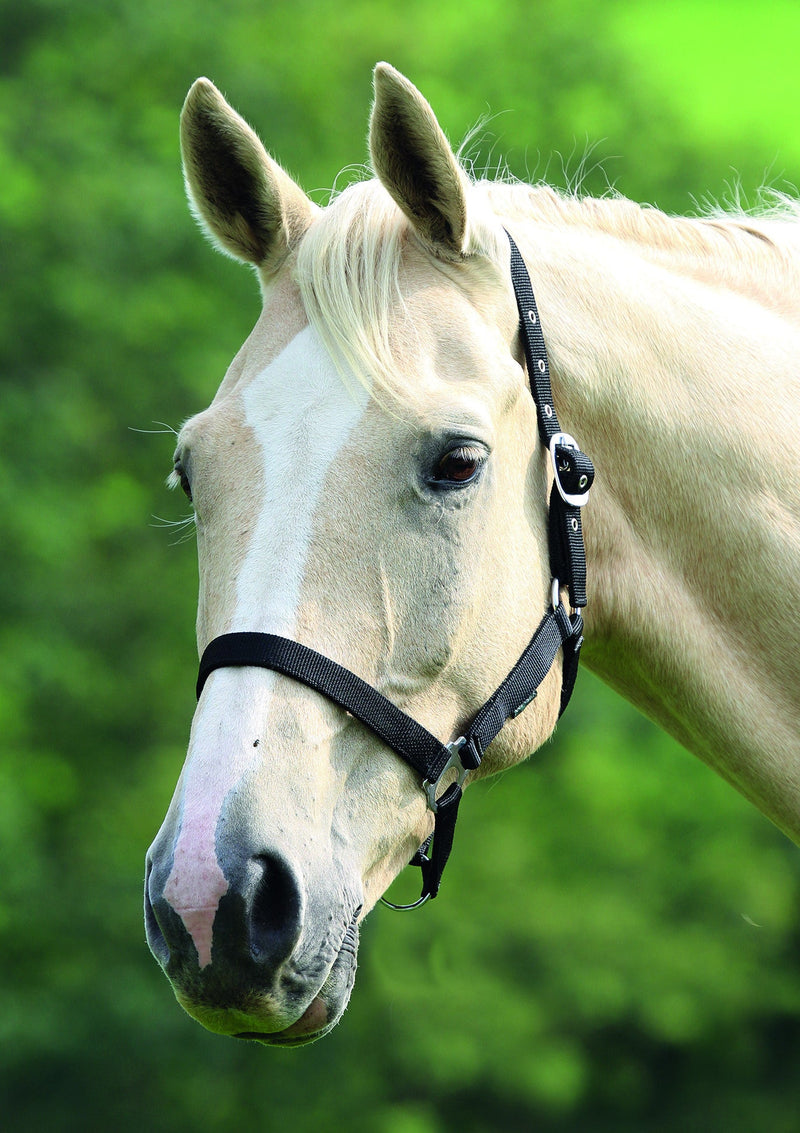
[3, 1, 800, 1129]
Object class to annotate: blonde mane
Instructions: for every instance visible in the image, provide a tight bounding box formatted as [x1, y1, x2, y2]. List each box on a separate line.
[295, 181, 411, 395]
[296, 176, 800, 395]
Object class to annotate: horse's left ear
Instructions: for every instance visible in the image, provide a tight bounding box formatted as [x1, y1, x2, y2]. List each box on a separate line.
[369, 63, 470, 259]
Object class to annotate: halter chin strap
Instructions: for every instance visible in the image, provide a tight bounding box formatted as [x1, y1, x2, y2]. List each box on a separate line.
[194, 231, 594, 909]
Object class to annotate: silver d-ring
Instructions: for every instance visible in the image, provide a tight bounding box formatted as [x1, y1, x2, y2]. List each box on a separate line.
[551, 578, 561, 611]
[380, 892, 431, 911]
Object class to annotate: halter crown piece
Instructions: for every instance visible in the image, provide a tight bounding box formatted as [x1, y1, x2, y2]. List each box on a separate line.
[195, 232, 595, 910]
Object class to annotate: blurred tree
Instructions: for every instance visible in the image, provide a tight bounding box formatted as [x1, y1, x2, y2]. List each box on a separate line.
[2, 0, 799, 1130]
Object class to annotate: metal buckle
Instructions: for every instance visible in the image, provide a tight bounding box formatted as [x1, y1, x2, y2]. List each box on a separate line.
[422, 737, 469, 813]
[549, 432, 590, 507]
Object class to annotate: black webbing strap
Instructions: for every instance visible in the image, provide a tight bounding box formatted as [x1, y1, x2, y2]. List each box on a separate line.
[508, 235, 559, 450]
[414, 782, 461, 902]
[193, 232, 594, 908]
[197, 633, 456, 783]
[507, 231, 594, 612]
[462, 602, 573, 761]
[558, 609, 584, 717]
[196, 613, 578, 767]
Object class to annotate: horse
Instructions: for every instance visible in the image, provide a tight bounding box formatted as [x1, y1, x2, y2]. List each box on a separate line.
[145, 63, 800, 1046]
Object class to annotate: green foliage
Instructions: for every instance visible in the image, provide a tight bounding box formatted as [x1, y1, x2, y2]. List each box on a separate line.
[2, 1, 799, 1129]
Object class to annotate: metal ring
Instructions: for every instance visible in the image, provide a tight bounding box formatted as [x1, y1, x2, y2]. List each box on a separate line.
[380, 893, 431, 912]
[551, 577, 561, 611]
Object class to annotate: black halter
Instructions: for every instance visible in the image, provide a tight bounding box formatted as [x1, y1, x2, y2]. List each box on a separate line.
[195, 232, 594, 909]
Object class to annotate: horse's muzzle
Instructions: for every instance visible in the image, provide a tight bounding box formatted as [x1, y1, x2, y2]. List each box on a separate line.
[144, 844, 360, 1044]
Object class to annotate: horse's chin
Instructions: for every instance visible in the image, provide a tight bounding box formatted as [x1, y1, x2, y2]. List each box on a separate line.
[237, 991, 340, 1047]
[178, 916, 359, 1048]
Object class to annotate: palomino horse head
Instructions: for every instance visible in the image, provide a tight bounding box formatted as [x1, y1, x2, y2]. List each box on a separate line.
[145, 64, 568, 1045]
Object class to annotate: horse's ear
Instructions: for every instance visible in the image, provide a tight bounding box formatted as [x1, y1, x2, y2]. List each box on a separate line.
[180, 78, 316, 274]
[369, 63, 470, 259]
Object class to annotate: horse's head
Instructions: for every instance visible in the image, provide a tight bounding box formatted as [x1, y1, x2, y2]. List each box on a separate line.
[145, 64, 564, 1045]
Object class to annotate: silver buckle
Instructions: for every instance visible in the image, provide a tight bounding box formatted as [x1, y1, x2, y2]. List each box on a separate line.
[549, 432, 590, 507]
[422, 737, 468, 813]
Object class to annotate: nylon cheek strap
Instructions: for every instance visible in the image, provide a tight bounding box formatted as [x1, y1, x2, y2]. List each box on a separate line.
[193, 231, 594, 908]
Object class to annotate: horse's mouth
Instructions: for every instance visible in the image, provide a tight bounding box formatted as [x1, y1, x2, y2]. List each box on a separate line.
[233, 913, 360, 1047]
[235, 992, 332, 1047]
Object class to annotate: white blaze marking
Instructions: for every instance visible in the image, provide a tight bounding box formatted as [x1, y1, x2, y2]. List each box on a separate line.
[163, 328, 369, 967]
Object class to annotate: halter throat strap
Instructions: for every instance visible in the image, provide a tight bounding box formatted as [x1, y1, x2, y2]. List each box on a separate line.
[194, 231, 593, 908]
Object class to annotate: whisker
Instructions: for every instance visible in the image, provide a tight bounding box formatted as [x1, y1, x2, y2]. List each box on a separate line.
[150, 513, 195, 527]
[150, 513, 197, 546]
[129, 421, 181, 436]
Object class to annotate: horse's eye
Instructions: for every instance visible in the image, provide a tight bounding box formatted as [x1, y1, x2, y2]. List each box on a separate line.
[432, 446, 486, 487]
[171, 457, 192, 502]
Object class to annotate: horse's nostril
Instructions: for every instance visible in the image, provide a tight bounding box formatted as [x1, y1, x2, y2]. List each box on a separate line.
[143, 858, 170, 967]
[246, 853, 304, 965]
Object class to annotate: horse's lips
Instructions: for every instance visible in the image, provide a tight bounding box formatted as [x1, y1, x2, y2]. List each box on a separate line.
[235, 914, 360, 1047]
[236, 993, 329, 1045]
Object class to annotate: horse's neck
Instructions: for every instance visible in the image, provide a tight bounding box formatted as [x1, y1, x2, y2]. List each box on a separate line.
[513, 207, 800, 842]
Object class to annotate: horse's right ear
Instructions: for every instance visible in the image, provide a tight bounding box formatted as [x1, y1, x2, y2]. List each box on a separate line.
[369, 63, 470, 259]
[180, 79, 316, 275]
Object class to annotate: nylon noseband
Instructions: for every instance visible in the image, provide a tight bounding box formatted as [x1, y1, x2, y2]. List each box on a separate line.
[195, 231, 594, 909]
